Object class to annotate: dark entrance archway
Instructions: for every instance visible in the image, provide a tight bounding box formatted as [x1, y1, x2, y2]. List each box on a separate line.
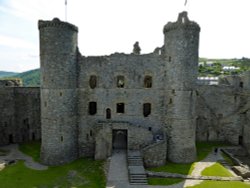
[112, 130, 127, 150]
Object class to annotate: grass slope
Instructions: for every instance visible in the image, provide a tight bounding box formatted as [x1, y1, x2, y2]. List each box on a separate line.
[147, 142, 229, 186]
[186, 181, 250, 188]
[0, 141, 106, 188]
[19, 141, 41, 162]
[15, 69, 40, 86]
[148, 177, 183, 185]
[201, 163, 233, 177]
[0, 159, 105, 188]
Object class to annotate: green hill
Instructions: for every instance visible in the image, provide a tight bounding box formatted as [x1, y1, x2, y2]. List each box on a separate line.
[0, 71, 18, 78]
[3, 69, 40, 87]
[16, 69, 40, 86]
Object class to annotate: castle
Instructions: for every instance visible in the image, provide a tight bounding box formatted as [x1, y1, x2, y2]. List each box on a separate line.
[1, 12, 250, 167]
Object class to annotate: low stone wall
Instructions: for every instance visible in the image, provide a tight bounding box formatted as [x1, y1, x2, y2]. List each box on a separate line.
[142, 140, 166, 167]
[221, 148, 250, 178]
[146, 171, 243, 181]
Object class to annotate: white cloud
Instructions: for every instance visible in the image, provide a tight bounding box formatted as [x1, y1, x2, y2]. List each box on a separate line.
[0, 35, 36, 49]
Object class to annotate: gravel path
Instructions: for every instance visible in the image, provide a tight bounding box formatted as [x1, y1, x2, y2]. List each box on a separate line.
[0, 144, 47, 171]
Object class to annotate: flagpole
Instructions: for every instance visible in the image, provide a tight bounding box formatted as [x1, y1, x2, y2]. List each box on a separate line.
[65, 0, 67, 21]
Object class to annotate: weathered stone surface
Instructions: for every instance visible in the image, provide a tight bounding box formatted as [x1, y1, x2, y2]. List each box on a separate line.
[142, 140, 167, 167]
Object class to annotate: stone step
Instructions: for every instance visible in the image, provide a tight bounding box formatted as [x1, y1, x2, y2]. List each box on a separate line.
[130, 183, 148, 185]
[127, 150, 148, 185]
[130, 174, 147, 177]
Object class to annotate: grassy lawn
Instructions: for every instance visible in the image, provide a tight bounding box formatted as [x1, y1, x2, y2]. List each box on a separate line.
[201, 163, 233, 177]
[19, 141, 41, 162]
[0, 141, 106, 188]
[186, 181, 250, 188]
[148, 162, 194, 175]
[222, 152, 235, 166]
[147, 142, 230, 186]
[196, 142, 228, 161]
[148, 177, 183, 185]
[0, 148, 9, 156]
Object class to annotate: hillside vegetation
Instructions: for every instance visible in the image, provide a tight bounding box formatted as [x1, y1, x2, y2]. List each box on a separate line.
[0, 71, 18, 78]
[2, 69, 40, 87]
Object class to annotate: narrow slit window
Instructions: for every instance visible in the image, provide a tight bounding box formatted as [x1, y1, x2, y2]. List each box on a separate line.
[143, 103, 151, 117]
[89, 75, 97, 89]
[88, 102, 97, 115]
[144, 76, 152, 88]
[117, 103, 125, 113]
[117, 76, 125, 88]
[240, 82, 244, 88]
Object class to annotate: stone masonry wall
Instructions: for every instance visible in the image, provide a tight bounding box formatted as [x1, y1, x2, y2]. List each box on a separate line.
[77, 53, 166, 157]
[142, 140, 167, 167]
[196, 85, 244, 145]
[0, 87, 40, 145]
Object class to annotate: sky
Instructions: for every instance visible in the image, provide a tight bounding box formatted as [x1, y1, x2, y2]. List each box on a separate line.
[0, 0, 250, 72]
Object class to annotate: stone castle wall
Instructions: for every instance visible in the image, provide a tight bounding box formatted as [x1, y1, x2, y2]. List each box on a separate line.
[39, 18, 78, 165]
[164, 12, 200, 163]
[0, 87, 40, 145]
[1, 11, 249, 167]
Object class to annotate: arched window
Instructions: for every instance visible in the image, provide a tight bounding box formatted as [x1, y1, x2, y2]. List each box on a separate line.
[89, 75, 97, 89]
[143, 103, 151, 117]
[144, 76, 152, 88]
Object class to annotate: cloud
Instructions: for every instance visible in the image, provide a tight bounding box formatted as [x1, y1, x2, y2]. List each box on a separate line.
[0, 35, 36, 49]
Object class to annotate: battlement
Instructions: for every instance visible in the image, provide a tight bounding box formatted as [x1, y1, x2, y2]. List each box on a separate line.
[163, 11, 200, 33]
[38, 18, 78, 32]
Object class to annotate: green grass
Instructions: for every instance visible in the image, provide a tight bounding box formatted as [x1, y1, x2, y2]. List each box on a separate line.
[148, 162, 194, 175]
[147, 142, 230, 186]
[186, 180, 250, 188]
[222, 152, 235, 166]
[0, 141, 106, 188]
[0, 159, 105, 188]
[19, 141, 41, 162]
[148, 177, 183, 185]
[202, 163, 233, 177]
[196, 142, 228, 161]
[0, 148, 9, 156]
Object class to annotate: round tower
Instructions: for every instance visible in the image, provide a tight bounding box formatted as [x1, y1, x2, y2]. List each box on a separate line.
[163, 12, 200, 163]
[38, 18, 78, 165]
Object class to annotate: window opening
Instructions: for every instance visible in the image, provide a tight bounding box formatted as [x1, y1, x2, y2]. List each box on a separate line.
[143, 103, 151, 117]
[106, 108, 111, 119]
[117, 103, 125, 113]
[117, 76, 125, 88]
[9, 134, 13, 143]
[89, 102, 97, 115]
[240, 82, 244, 88]
[89, 75, 97, 89]
[144, 76, 152, 88]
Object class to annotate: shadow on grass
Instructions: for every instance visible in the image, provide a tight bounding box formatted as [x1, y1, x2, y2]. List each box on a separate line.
[147, 141, 230, 186]
[0, 141, 106, 188]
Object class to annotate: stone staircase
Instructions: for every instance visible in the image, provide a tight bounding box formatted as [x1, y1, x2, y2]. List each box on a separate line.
[127, 150, 148, 185]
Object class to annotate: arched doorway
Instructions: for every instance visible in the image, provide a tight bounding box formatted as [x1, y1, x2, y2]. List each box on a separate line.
[106, 108, 111, 119]
[112, 130, 127, 150]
